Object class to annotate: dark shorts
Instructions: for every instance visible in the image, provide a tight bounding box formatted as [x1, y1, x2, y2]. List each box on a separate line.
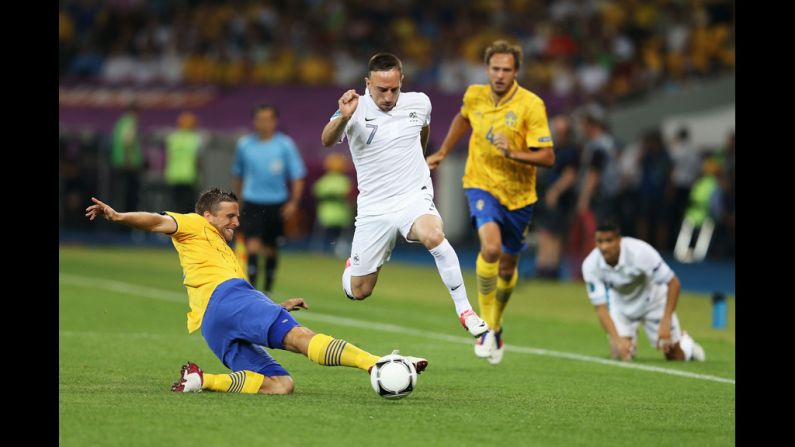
[201, 278, 301, 377]
[464, 188, 535, 256]
[535, 192, 575, 236]
[241, 202, 284, 245]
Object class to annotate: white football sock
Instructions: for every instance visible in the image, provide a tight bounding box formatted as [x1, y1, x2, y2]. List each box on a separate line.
[678, 332, 695, 360]
[429, 239, 472, 315]
[342, 262, 354, 298]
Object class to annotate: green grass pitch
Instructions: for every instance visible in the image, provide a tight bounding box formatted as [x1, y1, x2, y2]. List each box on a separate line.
[59, 246, 735, 446]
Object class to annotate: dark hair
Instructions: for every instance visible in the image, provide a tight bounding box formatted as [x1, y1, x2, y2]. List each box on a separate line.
[596, 220, 621, 234]
[252, 103, 278, 119]
[195, 188, 238, 214]
[484, 40, 522, 69]
[368, 53, 402, 74]
[677, 127, 690, 140]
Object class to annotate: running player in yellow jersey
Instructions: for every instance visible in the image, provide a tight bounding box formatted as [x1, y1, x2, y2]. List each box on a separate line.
[426, 40, 555, 364]
[86, 188, 427, 395]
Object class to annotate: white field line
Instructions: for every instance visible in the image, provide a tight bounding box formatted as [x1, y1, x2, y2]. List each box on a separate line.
[59, 273, 735, 385]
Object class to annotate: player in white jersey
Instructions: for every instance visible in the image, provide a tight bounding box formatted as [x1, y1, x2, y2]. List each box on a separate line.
[321, 53, 488, 338]
[581, 221, 705, 362]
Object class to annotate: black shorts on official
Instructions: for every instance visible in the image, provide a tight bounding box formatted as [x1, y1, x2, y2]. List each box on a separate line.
[241, 202, 284, 245]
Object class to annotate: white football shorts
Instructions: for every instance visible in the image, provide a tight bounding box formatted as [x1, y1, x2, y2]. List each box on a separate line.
[348, 190, 441, 276]
[610, 297, 683, 348]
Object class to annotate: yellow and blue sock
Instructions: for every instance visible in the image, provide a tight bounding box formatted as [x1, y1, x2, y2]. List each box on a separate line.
[493, 268, 518, 332]
[307, 333, 379, 371]
[203, 370, 265, 394]
[476, 253, 499, 329]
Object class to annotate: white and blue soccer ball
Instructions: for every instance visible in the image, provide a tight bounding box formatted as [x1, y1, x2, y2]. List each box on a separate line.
[370, 354, 417, 399]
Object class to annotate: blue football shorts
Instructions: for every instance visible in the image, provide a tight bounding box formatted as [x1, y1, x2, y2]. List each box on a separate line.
[464, 188, 535, 256]
[201, 278, 301, 377]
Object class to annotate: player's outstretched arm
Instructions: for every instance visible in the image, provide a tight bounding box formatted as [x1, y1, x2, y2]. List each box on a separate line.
[426, 112, 470, 170]
[321, 89, 359, 147]
[85, 197, 177, 234]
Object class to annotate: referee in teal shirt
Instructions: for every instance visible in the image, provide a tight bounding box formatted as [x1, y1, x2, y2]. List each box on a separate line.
[232, 104, 306, 294]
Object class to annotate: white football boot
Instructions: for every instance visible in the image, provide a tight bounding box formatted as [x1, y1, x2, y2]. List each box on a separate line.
[389, 349, 429, 374]
[459, 309, 489, 337]
[487, 328, 505, 365]
[474, 330, 496, 358]
[171, 361, 203, 392]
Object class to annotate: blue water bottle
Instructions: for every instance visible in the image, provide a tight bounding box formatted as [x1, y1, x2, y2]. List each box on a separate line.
[712, 292, 727, 329]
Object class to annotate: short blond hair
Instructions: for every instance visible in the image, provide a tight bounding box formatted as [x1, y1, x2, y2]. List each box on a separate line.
[484, 40, 523, 70]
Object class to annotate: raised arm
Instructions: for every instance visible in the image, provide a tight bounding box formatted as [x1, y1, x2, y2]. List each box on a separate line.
[321, 89, 359, 147]
[426, 112, 471, 170]
[85, 197, 177, 234]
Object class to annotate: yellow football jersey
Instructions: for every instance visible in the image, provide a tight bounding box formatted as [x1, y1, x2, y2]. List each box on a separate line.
[459, 81, 554, 210]
[165, 212, 247, 333]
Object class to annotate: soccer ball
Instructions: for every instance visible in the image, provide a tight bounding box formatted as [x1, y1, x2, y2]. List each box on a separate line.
[370, 354, 417, 399]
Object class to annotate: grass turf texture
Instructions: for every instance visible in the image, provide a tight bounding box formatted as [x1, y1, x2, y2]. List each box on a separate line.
[60, 246, 735, 446]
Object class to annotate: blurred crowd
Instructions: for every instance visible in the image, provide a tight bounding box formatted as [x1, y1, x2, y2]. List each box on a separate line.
[59, 0, 735, 266]
[60, 0, 734, 105]
[533, 106, 734, 277]
[59, 102, 735, 265]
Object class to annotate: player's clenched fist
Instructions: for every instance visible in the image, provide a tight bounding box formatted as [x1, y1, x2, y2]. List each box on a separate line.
[338, 89, 360, 119]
